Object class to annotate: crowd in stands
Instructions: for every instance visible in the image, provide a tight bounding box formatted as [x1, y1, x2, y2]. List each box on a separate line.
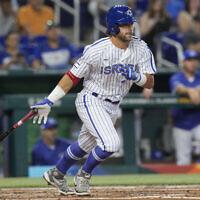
[0, 0, 199, 71]
[0, 0, 78, 70]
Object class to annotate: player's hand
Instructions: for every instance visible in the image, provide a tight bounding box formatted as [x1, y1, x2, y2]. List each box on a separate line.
[187, 88, 200, 105]
[120, 65, 140, 83]
[30, 98, 53, 124]
[142, 88, 153, 99]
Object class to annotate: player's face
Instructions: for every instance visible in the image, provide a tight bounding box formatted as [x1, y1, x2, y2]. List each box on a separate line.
[1, 1, 12, 14]
[117, 23, 134, 42]
[29, 0, 44, 10]
[183, 59, 199, 73]
[42, 127, 57, 144]
[5, 33, 19, 49]
[46, 27, 60, 41]
[153, 0, 162, 12]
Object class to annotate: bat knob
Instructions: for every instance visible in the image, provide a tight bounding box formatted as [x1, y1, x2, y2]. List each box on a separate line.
[32, 108, 38, 114]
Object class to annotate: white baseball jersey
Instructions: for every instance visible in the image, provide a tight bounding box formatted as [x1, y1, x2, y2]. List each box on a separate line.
[70, 37, 156, 153]
[70, 36, 156, 102]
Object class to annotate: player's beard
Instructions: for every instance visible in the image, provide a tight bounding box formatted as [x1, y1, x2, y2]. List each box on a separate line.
[117, 32, 132, 43]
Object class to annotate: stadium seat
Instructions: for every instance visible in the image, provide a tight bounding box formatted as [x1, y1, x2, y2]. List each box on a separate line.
[157, 32, 184, 68]
[0, 35, 5, 48]
[135, 0, 148, 17]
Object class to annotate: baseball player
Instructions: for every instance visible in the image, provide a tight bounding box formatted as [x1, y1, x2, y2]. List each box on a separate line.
[170, 50, 200, 165]
[31, 5, 156, 196]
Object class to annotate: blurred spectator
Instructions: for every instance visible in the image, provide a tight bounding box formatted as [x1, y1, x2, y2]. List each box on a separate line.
[165, 0, 185, 22]
[177, 0, 200, 33]
[32, 117, 72, 166]
[169, 50, 200, 165]
[103, 0, 135, 8]
[0, 31, 29, 70]
[0, 0, 16, 36]
[140, 0, 172, 55]
[184, 14, 200, 54]
[17, 0, 54, 37]
[32, 20, 77, 70]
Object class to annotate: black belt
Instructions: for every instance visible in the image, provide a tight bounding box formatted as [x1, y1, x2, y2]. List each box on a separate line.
[92, 92, 120, 105]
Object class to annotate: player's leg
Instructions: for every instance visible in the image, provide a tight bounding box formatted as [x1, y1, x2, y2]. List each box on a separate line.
[173, 127, 192, 165]
[43, 125, 95, 195]
[56, 125, 95, 174]
[80, 109, 118, 174]
[76, 94, 120, 152]
[191, 125, 200, 155]
[74, 94, 120, 195]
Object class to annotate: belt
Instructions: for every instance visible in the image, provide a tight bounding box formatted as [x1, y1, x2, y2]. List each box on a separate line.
[92, 92, 120, 105]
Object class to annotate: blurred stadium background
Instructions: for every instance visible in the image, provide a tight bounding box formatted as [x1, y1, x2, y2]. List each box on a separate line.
[0, 0, 200, 181]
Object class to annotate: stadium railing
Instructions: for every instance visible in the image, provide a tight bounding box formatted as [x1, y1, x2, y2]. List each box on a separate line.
[48, 0, 80, 46]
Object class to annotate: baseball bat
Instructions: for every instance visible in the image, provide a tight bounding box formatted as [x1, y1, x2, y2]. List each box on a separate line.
[0, 108, 38, 142]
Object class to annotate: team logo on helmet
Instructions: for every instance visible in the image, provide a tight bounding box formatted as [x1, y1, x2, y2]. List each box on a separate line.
[126, 10, 132, 17]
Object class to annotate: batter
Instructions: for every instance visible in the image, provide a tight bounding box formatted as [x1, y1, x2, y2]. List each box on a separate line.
[31, 5, 156, 196]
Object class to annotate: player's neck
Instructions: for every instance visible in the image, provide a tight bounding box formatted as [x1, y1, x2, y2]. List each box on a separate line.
[110, 36, 129, 50]
[184, 70, 196, 78]
[43, 138, 55, 147]
[6, 47, 18, 55]
[48, 39, 59, 49]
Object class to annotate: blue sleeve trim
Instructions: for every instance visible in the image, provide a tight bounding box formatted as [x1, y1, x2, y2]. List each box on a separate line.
[91, 38, 109, 48]
[149, 50, 156, 73]
[136, 73, 141, 83]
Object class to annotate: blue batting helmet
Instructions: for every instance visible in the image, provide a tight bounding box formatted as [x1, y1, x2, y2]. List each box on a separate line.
[106, 5, 136, 35]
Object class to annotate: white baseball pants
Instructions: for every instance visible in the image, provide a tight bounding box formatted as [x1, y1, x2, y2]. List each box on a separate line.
[75, 90, 120, 153]
[173, 125, 200, 165]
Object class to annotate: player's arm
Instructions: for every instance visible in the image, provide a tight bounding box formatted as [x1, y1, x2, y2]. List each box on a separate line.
[120, 67, 154, 89]
[175, 84, 191, 95]
[31, 45, 91, 124]
[174, 84, 200, 105]
[142, 74, 154, 89]
[30, 71, 80, 124]
[57, 74, 74, 93]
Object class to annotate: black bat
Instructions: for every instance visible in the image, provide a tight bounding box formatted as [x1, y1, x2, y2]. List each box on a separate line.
[0, 108, 37, 142]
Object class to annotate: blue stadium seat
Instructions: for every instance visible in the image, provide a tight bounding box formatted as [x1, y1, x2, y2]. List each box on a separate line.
[159, 32, 184, 65]
[166, 0, 185, 21]
[0, 35, 5, 48]
[135, 0, 148, 16]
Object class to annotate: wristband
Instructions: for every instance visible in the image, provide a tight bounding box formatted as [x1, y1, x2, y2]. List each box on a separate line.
[66, 71, 80, 86]
[44, 98, 54, 106]
[47, 85, 65, 103]
[135, 73, 147, 87]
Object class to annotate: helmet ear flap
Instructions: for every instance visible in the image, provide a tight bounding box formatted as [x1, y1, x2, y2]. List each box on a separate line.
[108, 23, 120, 35]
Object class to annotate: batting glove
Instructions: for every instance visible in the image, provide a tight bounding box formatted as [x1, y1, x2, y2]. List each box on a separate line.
[120, 65, 140, 83]
[30, 98, 53, 124]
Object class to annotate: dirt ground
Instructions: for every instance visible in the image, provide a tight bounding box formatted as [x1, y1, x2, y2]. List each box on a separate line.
[1, 185, 200, 200]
